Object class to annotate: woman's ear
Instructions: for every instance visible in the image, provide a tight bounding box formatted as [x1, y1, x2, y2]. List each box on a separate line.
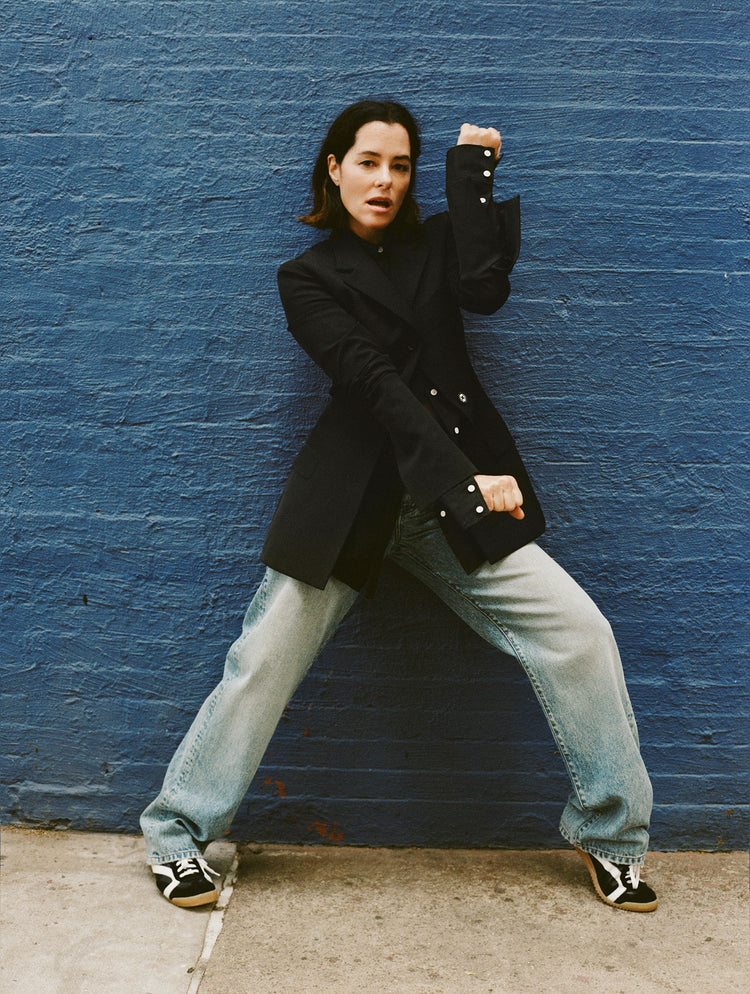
[327, 153, 340, 186]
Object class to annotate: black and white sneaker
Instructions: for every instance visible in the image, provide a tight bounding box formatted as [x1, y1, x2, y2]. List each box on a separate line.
[576, 849, 658, 912]
[151, 857, 220, 908]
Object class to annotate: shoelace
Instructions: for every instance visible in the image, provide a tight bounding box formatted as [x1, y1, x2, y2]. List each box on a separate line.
[623, 864, 641, 889]
[175, 856, 220, 879]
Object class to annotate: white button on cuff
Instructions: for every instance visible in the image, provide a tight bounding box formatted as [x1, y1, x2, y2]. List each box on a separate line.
[467, 484, 476, 493]
[476, 506, 484, 513]
[459, 393, 467, 402]
[480, 197, 487, 204]
[453, 426, 460, 434]
[440, 510, 446, 518]
[377, 246, 384, 254]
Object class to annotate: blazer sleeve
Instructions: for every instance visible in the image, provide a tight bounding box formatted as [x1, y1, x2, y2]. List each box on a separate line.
[277, 258, 480, 511]
[444, 144, 521, 314]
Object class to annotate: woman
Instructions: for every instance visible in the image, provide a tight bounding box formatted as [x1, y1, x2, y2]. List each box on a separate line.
[141, 99, 656, 913]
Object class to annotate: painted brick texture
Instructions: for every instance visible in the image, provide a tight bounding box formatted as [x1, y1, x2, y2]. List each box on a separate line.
[2, 1, 747, 850]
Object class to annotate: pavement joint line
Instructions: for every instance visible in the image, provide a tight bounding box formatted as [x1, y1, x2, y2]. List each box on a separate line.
[186, 845, 240, 994]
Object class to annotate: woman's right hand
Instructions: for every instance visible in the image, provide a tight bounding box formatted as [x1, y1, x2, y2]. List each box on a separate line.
[474, 474, 524, 519]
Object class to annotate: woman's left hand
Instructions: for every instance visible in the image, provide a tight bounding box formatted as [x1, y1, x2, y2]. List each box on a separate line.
[456, 123, 502, 161]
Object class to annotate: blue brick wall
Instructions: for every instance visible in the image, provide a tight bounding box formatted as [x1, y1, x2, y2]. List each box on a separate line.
[2, 1, 747, 850]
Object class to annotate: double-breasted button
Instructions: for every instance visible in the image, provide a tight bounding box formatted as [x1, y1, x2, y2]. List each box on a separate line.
[453, 426, 460, 435]
[458, 393, 467, 403]
[439, 510, 446, 518]
[479, 197, 487, 204]
[483, 169, 491, 178]
[484, 149, 492, 157]
[377, 245, 384, 254]
[476, 505, 484, 514]
[467, 484, 476, 493]
[430, 388, 438, 397]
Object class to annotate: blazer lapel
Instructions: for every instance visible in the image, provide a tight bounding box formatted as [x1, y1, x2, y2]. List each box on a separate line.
[332, 231, 429, 332]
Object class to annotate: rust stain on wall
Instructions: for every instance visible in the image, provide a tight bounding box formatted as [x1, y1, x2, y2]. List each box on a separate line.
[308, 820, 344, 842]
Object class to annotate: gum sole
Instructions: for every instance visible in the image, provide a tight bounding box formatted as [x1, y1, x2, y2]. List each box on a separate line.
[171, 888, 219, 908]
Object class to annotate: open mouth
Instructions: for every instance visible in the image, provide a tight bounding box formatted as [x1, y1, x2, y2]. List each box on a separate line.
[367, 198, 392, 210]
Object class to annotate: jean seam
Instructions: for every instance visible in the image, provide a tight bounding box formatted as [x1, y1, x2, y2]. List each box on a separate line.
[163, 680, 226, 800]
[386, 500, 406, 557]
[396, 547, 588, 810]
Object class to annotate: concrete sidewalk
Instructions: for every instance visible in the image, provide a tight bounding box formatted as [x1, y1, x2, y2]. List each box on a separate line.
[0, 828, 237, 994]
[1, 828, 747, 994]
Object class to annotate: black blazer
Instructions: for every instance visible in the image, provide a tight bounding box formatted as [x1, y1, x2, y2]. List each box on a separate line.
[262, 144, 545, 592]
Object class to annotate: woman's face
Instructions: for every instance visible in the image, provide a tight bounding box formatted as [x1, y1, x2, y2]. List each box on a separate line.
[328, 120, 412, 243]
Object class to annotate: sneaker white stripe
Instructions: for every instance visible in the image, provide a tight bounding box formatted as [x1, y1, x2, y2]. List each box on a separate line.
[153, 864, 181, 898]
[596, 855, 627, 902]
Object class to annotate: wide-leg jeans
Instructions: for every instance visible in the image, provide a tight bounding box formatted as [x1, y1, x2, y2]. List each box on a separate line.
[141, 495, 653, 866]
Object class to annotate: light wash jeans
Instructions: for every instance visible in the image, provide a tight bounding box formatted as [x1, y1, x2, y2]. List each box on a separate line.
[141, 495, 652, 866]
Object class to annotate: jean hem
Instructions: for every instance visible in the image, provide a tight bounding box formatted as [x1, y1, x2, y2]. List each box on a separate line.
[147, 848, 204, 866]
[560, 828, 646, 866]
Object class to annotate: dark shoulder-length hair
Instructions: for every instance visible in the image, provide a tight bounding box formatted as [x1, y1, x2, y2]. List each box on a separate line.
[299, 99, 421, 235]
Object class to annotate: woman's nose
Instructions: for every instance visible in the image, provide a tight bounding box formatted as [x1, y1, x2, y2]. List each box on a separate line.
[375, 165, 392, 187]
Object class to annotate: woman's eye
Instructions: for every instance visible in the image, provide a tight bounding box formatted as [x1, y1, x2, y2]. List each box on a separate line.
[394, 163, 410, 172]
